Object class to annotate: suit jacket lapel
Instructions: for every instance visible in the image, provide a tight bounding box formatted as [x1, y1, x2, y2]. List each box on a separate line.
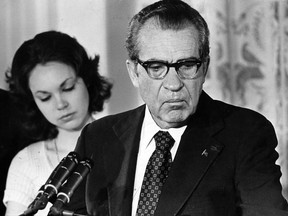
[155, 128, 224, 215]
[107, 105, 145, 216]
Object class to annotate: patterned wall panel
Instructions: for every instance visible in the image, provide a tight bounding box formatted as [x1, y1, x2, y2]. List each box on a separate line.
[275, 0, 288, 199]
[203, 0, 288, 199]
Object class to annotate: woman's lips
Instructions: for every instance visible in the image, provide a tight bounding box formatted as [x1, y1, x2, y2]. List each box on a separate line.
[59, 112, 75, 121]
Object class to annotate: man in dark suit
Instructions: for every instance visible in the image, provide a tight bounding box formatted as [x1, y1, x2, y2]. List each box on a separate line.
[0, 88, 34, 215]
[75, 0, 288, 215]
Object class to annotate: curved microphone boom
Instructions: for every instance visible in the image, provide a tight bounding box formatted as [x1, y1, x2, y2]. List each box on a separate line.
[20, 152, 79, 216]
[49, 158, 94, 216]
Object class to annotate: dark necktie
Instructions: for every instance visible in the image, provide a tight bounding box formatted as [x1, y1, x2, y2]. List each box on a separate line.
[136, 131, 175, 216]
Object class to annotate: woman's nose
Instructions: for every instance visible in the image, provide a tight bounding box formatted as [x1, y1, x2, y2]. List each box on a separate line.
[56, 96, 69, 110]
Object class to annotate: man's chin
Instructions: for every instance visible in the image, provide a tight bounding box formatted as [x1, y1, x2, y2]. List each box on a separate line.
[163, 111, 189, 125]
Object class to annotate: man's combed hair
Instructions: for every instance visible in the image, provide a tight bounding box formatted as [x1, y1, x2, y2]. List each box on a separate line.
[125, 0, 210, 61]
[6, 31, 112, 141]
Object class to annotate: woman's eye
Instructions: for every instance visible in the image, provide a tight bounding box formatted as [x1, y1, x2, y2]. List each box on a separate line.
[63, 85, 75, 92]
[40, 96, 51, 102]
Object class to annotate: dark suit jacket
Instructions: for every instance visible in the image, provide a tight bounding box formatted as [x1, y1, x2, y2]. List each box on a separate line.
[75, 91, 288, 216]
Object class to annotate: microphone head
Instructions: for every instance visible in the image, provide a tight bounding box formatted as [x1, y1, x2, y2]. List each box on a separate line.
[49, 157, 94, 215]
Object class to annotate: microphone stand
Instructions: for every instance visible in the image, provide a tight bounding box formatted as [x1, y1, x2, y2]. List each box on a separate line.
[19, 211, 36, 216]
[19, 210, 37, 216]
[48, 209, 92, 216]
[18, 203, 42, 216]
[19, 209, 91, 216]
[19, 191, 53, 216]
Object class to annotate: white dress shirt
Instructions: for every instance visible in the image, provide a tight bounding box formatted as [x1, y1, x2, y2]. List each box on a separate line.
[131, 106, 187, 216]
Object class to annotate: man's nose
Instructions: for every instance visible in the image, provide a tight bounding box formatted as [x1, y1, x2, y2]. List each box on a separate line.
[162, 67, 183, 91]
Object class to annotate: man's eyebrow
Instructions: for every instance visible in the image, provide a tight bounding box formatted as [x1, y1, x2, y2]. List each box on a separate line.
[144, 56, 200, 63]
[176, 56, 201, 62]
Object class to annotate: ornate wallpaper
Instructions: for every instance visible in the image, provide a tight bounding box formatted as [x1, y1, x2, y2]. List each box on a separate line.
[201, 0, 288, 199]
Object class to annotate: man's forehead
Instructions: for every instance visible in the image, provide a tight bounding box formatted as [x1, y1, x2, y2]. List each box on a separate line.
[137, 21, 200, 59]
[138, 18, 198, 40]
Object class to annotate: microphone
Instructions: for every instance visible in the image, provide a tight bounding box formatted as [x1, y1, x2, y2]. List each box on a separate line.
[20, 152, 79, 216]
[49, 158, 94, 216]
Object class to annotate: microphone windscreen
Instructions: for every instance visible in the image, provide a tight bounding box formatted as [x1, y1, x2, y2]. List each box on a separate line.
[49, 158, 94, 215]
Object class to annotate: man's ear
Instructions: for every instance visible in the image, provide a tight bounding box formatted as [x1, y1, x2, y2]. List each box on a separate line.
[202, 56, 210, 77]
[126, 59, 139, 88]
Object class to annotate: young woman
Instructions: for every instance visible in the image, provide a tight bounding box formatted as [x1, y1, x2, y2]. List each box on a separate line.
[3, 31, 112, 216]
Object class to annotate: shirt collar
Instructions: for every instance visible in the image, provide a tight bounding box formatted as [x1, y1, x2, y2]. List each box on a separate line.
[140, 105, 187, 151]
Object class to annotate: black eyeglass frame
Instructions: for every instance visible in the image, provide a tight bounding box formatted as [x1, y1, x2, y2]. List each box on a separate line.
[136, 58, 203, 80]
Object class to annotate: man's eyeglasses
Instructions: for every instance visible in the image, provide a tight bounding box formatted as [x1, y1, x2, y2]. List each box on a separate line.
[136, 58, 203, 80]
